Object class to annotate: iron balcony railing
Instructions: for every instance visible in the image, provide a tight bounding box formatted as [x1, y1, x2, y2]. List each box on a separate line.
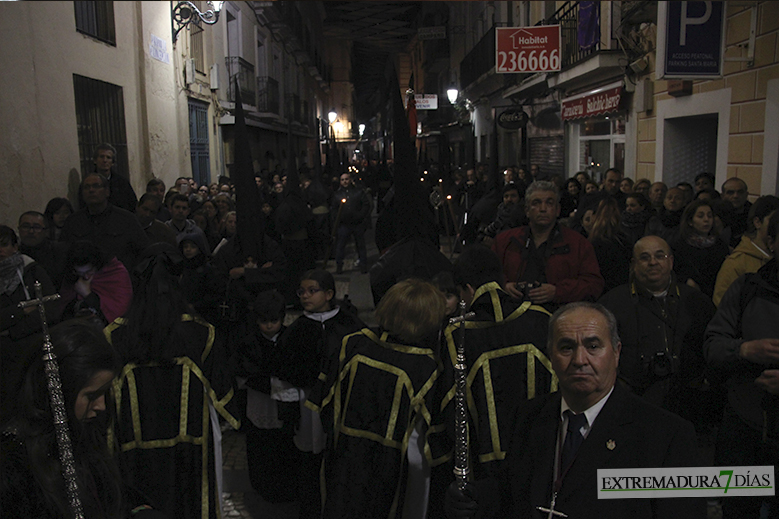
[545, 0, 605, 69]
[257, 76, 280, 114]
[225, 57, 255, 105]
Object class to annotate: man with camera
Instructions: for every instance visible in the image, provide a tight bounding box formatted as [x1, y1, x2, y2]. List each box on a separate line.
[598, 235, 717, 429]
[491, 181, 604, 311]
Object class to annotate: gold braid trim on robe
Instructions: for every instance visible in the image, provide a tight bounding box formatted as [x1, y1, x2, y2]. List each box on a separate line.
[104, 315, 239, 519]
[440, 282, 557, 465]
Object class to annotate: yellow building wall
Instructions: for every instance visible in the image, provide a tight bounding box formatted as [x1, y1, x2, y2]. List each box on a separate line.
[637, 1, 778, 197]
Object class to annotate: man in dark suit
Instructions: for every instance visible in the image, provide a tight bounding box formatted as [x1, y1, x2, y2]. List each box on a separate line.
[447, 302, 705, 518]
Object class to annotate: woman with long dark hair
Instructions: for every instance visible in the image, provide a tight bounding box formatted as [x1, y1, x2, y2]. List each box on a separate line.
[1, 318, 164, 518]
[621, 192, 656, 246]
[105, 243, 239, 519]
[43, 197, 74, 242]
[672, 199, 730, 298]
[588, 198, 632, 294]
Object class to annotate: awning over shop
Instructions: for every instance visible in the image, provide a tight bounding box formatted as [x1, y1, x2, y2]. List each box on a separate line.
[561, 81, 624, 121]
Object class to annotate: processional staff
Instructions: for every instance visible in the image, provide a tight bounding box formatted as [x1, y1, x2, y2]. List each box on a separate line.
[18, 282, 84, 519]
[449, 300, 476, 490]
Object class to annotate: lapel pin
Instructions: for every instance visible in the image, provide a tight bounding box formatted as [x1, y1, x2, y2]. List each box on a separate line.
[606, 439, 616, 450]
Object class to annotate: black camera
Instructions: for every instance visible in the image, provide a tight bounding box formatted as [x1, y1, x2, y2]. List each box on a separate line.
[644, 351, 679, 379]
[521, 281, 541, 300]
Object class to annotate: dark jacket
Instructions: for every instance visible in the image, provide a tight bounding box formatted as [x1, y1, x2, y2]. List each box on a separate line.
[211, 236, 287, 321]
[705, 259, 779, 432]
[234, 325, 287, 394]
[645, 209, 683, 245]
[19, 239, 69, 289]
[507, 384, 705, 519]
[61, 204, 150, 270]
[332, 185, 371, 227]
[671, 236, 730, 298]
[599, 277, 717, 417]
[591, 233, 632, 294]
[180, 232, 225, 325]
[275, 307, 365, 390]
[107, 172, 139, 213]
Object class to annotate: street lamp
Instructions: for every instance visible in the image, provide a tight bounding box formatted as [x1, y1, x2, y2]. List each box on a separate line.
[172, 1, 224, 44]
[328, 110, 337, 124]
[447, 87, 459, 105]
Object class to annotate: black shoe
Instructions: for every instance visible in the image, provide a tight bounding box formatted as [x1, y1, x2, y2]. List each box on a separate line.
[336, 264, 343, 274]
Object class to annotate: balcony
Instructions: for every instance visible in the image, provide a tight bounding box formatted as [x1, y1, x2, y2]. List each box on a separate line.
[226, 57, 255, 105]
[546, 1, 623, 91]
[257, 76, 280, 115]
[547, 1, 603, 69]
[503, 1, 623, 99]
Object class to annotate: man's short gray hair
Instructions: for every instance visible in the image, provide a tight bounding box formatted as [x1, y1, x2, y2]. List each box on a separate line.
[525, 180, 559, 203]
[547, 302, 621, 352]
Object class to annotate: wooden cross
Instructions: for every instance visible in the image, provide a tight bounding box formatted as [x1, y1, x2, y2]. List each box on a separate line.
[537, 492, 568, 518]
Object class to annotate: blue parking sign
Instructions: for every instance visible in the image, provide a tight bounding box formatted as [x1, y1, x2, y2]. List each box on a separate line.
[663, 1, 725, 77]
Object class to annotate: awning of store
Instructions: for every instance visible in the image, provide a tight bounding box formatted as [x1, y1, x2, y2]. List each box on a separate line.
[561, 80, 624, 121]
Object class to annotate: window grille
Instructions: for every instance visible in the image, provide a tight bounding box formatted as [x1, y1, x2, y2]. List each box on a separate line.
[74, 1, 116, 45]
[73, 74, 129, 179]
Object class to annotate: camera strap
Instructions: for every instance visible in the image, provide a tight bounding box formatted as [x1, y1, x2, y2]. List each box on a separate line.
[632, 286, 682, 361]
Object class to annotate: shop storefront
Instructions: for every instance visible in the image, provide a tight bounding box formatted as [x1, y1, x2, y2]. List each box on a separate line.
[562, 81, 626, 182]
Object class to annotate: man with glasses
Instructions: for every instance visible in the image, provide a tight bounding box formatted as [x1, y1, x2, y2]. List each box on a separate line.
[61, 173, 149, 269]
[17, 211, 68, 288]
[598, 236, 717, 430]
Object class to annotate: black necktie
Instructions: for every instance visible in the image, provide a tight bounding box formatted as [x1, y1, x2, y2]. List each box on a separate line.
[561, 410, 588, 471]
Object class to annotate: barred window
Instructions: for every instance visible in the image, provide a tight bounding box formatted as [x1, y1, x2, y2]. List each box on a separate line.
[74, 1, 116, 45]
[73, 74, 129, 179]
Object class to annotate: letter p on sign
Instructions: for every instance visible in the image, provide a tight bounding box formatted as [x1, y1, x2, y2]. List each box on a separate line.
[680, 1, 712, 46]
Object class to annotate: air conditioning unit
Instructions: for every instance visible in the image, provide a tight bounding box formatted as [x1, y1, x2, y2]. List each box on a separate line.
[185, 59, 195, 85]
[210, 63, 219, 90]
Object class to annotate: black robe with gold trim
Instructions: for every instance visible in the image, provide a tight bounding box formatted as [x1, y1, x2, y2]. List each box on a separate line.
[306, 328, 441, 519]
[105, 314, 240, 519]
[434, 282, 555, 479]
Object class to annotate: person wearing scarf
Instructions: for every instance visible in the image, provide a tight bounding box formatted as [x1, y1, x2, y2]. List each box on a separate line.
[672, 200, 730, 298]
[645, 187, 686, 244]
[0, 225, 57, 345]
[621, 192, 658, 246]
[58, 241, 132, 325]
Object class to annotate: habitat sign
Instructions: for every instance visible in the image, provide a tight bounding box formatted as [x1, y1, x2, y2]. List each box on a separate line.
[598, 466, 774, 499]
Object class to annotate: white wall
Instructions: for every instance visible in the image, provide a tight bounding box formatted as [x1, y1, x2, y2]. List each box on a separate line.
[0, 1, 191, 223]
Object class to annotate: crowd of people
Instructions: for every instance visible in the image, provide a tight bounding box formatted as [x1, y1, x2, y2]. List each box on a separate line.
[2, 140, 779, 519]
